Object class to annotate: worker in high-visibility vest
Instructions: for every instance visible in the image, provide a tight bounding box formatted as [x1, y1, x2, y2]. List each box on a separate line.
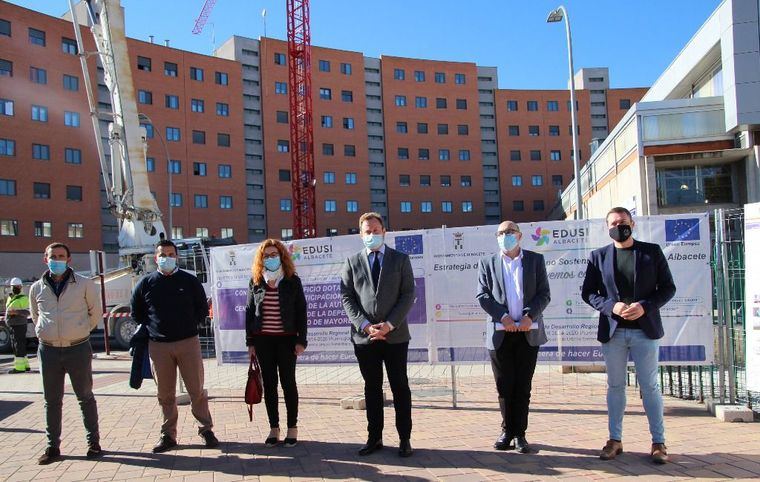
[5, 277, 31, 373]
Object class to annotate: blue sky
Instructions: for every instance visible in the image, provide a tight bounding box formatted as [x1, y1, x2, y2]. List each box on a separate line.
[13, 0, 721, 89]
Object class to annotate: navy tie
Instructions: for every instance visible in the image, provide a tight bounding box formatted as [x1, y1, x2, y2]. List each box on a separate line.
[371, 252, 381, 290]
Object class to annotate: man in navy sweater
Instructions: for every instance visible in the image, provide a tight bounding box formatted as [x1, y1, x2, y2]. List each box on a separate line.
[130, 240, 219, 453]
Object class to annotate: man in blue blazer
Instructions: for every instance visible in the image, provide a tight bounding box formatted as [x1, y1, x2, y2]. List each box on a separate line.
[477, 220, 550, 454]
[581, 207, 676, 465]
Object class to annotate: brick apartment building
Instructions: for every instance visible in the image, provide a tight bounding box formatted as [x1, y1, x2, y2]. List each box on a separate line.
[0, 1, 646, 278]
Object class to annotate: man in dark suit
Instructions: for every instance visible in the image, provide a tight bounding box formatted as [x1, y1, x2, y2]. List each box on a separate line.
[581, 207, 676, 465]
[476, 220, 551, 454]
[340, 212, 416, 457]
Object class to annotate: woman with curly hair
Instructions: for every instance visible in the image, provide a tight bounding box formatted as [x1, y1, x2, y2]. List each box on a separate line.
[245, 239, 308, 447]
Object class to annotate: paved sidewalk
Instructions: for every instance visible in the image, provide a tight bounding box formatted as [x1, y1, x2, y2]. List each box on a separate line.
[0, 353, 758, 481]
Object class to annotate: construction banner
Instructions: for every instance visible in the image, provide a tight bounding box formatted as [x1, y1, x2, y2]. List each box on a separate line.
[210, 213, 713, 366]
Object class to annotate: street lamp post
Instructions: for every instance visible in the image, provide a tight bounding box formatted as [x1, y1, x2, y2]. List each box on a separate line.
[547, 6, 584, 220]
[138, 113, 173, 239]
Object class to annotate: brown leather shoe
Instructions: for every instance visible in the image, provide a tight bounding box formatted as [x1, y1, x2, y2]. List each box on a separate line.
[599, 439, 623, 460]
[651, 443, 669, 464]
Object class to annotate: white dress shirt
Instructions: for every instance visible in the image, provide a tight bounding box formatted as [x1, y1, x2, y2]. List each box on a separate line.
[501, 249, 524, 323]
[360, 244, 394, 332]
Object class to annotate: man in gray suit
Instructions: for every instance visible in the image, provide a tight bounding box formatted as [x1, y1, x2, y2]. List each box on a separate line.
[477, 220, 550, 454]
[340, 212, 416, 457]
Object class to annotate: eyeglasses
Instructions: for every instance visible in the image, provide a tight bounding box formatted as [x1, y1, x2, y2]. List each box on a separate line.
[263, 252, 280, 259]
[495, 229, 519, 237]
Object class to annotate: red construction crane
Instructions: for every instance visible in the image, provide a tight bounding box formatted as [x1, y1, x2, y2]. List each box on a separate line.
[286, 0, 317, 239]
[192, 0, 217, 34]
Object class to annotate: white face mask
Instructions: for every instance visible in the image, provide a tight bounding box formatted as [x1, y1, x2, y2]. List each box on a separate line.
[498, 233, 519, 252]
[363, 233, 384, 250]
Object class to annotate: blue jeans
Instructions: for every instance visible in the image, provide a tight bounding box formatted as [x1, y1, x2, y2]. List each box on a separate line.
[601, 328, 665, 443]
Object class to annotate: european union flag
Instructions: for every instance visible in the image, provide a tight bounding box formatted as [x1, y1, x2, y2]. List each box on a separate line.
[394, 234, 423, 255]
[665, 218, 700, 242]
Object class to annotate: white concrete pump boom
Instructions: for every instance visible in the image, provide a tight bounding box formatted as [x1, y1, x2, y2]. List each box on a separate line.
[67, 0, 166, 256]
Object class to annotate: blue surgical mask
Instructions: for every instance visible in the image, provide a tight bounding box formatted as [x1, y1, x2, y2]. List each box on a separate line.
[264, 256, 281, 272]
[498, 233, 519, 252]
[157, 256, 177, 273]
[363, 234, 384, 250]
[48, 260, 68, 276]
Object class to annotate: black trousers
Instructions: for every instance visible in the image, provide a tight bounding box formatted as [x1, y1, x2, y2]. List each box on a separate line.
[10, 324, 27, 358]
[489, 332, 539, 438]
[253, 336, 299, 429]
[353, 341, 412, 441]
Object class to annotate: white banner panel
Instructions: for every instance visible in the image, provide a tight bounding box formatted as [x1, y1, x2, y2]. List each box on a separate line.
[745, 202, 760, 392]
[211, 214, 713, 366]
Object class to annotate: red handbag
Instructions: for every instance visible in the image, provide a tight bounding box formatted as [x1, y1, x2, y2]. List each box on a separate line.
[245, 355, 263, 421]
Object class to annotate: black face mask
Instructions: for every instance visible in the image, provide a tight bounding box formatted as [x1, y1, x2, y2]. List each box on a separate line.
[609, 224, 633, 242]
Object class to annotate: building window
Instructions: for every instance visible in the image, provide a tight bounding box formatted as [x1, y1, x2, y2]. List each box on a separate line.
[166, 127, 181, 141]
[164, 62, 178, 76]
[0, 98, 12, 116]
[656, 164, 733, 206]
[34, 221, 52, 237]
[399, 174, 410, 187]
[547, 100, 559, 111]
[434, 72, 445, 83]
[550, 150, 562, 161]
[344, 145, 356, 157]
[0, 138, 15, 156]
[528, 125, 539, 136]
[457, 124, 469, 136]
[0, 59, 12, 77]
[64, 147, 81, 164]
[527, 100, 538, 111]
[169, 193, 183, 207]
[323, 171, 335, 184]
[219, 195, 233, 209]
[343, 117, 355, 129]
[63, 74, 79, 91]
[28, 27, 45, 46]
[281, 228, 293, 240]
[420, 175, 431, 187]
[64, 111, 80, 127]
[340, 62, 352, 75]
[620, 98, 632, 109]
[437, 124, 449, 135]
[456, 98, 467, 110]
[0, 219, 18, 236]
[318, 59, 330, 72]
[217, 133, 230, 147]
[346, 200, 358, 212]
[276, 82, 288, 95]
[415, 96, 427, 108]
[66, 185, 82, 201]
[34, 182, 51, 199]
[280, 199, 292, 212]
[274, 110, 288, 124]
[137, 89, 152, 104]
[436, 97, 447, 109]
[274, 52, 286, 65]
[190, 67, 204, 81]
[395, 95, 407, 107]
[191, 98, 205, 112]
[218, 164, 232, 178]
[418, 148, 429, 160]
[0, 19, 10, 37]
[136, 56, 151, 72]
[508, 125, 520, 136]
[278, 169, 291, 182]
[30, 66, 47, 84]
[194, 194, 208, 208]
[397, 147, 409, 160]
[530, 150, 541, 161]
[33, 144, 50, 160]
[324, 200, 337, 212]
[569, 124, 581, 135]
[0, 179, 16, 196]
[192, 130, 206, 144]
[165, 95, 179, 109]
[420, 201, 432, 213]
[171, 226, 183, 238]
[513, 200, 524, 211]
[341, 90, 353, 102]
[318, 87, 332, 100]
[417, 122, 428, 134]
[400, 201, 412, 213]
[441, 201, 452, 212]
[321, 115, 333, 128]
[345, 172, 357, 184]
[549, 175, 562, 189]
[439, 149, 450, 161]
[196, 227, 209, 237]
[215, 71, 228, 85]
[512, 175, 522, 187]
[533, 200, 545, 211]
[193, 162, 207, 176]
[396, 122, 408, 133]
[440, 175, 451, 187]
[277, 140, 289, 152]
[549, 125, 560, 136]
[393, 68, 405, 80]
[506, 100, 518, 111]
[216, 102, 229, 116]
[532, 175, 544, 186]
[414, 70, 425, 82]
[146, 157, 155, 172]
[322, 143, 334, 156]
[220, 227, 234, 238]
[169, 160, 182, 174]
[461, 201, 473, 213]
[459, 150, 471, 161]
[31, 105, 48, 122]
[460, 175, 472, 187]
[454, 73, 466, 84]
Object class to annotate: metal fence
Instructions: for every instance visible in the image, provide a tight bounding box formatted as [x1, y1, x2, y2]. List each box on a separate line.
[658, 207, 760, 415]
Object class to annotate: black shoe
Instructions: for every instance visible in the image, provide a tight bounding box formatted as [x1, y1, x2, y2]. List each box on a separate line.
[201, 430, 219, 448]
[494, 431, 514, 451]
[398, 439, 413, 458]
[152, 435, 177, 453]
[86, 443, 103, 459]
[38, 447, 62, 465]
[358, 438, 383, 456]
[514, 436, 531, 454]
[7, 368, 24, 374]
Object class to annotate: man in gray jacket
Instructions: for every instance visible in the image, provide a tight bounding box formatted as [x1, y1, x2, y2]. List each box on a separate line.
[29, 242, 102, 464]
[340, 212, 416, 457]
[477, 221, 551, 454]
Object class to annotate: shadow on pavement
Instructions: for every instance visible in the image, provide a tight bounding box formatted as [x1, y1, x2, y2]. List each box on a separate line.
[0, 400, 33, 422]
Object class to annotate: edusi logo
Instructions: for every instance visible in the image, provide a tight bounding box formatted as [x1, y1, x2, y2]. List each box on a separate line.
[531, 227, 551, 246]
[288, 243, 302, 261]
